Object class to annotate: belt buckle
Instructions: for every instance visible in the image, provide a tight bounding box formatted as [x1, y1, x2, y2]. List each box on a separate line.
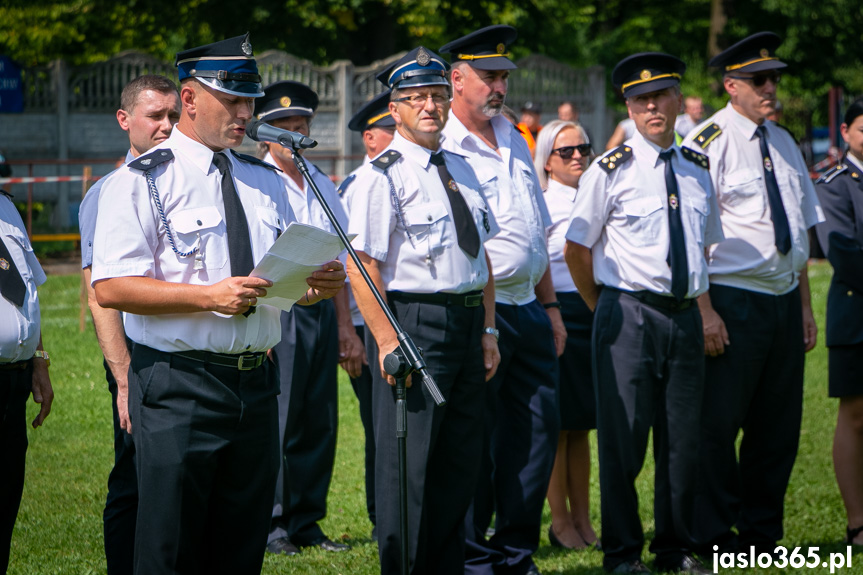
[464, 294, 482, 308]
[237, 354, 259, 371]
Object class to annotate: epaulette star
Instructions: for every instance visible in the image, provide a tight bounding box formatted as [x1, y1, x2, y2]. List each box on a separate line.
[598, 145, 632, 174]
[680, 146, 710, 169]
[372, 150, 402, 171]
[692, 123, 721, 150]
[128, 149, 174, 171]
[230, 150, 281, 171]
[816, 164, 847, 184]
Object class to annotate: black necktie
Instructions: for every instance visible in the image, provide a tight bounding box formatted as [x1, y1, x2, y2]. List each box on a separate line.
[659, 149, 689, 301]
[755, 125, 791, 255]
[213, 152, 256, 316]
[0, 236, 26, 307]
[429, 152, 480, 258]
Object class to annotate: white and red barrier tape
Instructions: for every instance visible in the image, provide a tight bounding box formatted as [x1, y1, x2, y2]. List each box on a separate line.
[0, 175, 100, 184]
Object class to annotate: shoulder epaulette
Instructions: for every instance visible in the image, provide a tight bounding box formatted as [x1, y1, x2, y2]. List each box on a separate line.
[692, 123, 721, 149]
[773, 122, 799, 146]
[598, 145, 632, 174]
[371, 150, 401, 171]
[337, 173, 356, 197]
[816, 164, 847, 184]
[128, 149, 173, 171]
[680, 146, 710, 170]
[230, 150, 280, 171]
[0, 189, 13, 199]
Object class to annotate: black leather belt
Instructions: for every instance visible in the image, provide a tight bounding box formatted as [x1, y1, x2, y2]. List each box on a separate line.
[0, 360, 30, 371]
[174, 349, 266, 371]
[387, 290, 483, 308]
[611, 288, 695, 312]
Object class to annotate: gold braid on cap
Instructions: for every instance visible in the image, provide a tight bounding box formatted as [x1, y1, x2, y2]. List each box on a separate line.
[724, 56, 778, 71]
[457, 52, 512, 61]
[620, 72, 681, 94]
[366, 111, 392, 126]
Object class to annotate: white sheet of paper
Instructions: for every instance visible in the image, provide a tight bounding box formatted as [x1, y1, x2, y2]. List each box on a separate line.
[250, 222, 353, 312]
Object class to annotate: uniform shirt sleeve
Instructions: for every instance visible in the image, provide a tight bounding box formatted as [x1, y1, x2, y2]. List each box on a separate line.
[78, 180, 102, 268]
[703, 177, 725, 246]
[347, 166, 396, 262]
[564, 161, 610, 248]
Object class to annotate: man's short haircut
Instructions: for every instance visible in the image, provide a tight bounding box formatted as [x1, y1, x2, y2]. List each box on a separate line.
[120, 75, 180, 113]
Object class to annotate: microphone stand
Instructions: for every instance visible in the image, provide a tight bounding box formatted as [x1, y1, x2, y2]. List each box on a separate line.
[287, 142, 445, 575]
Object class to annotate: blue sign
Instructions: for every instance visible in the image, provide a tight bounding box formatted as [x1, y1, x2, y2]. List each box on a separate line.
[0, 56, 24, 113]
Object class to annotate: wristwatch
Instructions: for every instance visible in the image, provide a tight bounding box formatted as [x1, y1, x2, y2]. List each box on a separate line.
[33, 350, 50, 367]
[482, 327, 500, 342]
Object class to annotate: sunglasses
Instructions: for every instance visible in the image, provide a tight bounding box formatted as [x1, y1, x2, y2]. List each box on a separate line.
[552, 144, 592, 159]
[727, 72, 781, 87]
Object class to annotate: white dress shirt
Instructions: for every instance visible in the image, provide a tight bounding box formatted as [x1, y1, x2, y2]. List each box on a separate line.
[0, 194, 46, 363]
[80, 150, 135, 269]
[544, 179, 579, 293]
[442, 113, 552, 305]
[566, 130, 724, 298]
[92, 128, 296, 354]
[340, 157, 370, 327]
[348, 132, 498, 294]
[683, 103, 823, 294]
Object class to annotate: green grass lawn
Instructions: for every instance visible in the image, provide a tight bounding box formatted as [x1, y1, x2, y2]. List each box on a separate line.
[9, 260, 858, 574]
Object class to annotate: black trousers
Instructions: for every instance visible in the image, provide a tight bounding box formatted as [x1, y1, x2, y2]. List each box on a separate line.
[465, 300, 560, 575]
[693, 284, 804, 550]
[369, 296, 486, 575]
[269, 300, 338, 545]
[592, 289, 704, 571]
[349, 324, 376, 529]
[129, 344, 280, 575]
[0, 363, 31, 575]
[103, 342, 137, 575]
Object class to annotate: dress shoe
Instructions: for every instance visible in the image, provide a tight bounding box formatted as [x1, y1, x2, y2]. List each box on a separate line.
[548, 526, 589, 550]
[848, 525, 863, 546]
[654, 554, 710, 574]
[266, 537, 300, 556]
[594, 538, 603, 552]
[610, 560, 651, 574]
[305, 536, 351, 552]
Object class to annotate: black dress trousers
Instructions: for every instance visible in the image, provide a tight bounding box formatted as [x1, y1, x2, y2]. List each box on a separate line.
[269, 300, 339, 545]
[693, 284, 804, 551]
[369, 297, 486, 575]
[130, 345, 280, 575]
[349, 324, 376, 529]
[592, 289, 704, 571]
[0, 363, 32, 575]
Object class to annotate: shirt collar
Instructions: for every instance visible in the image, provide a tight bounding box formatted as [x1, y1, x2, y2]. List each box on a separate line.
[726, 101, 761, 141]
[170, 127, 223, 175]
[391, 131, 439, 168]
[546, 178, 577, 202]
[444, 110, 513, 154]
[629, 129, 675, 167]
[846, 152, 863, 174]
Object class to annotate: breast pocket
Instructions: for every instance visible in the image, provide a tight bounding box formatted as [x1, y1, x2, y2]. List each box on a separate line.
[169, 206, 227, 271]
[622, 195, 664, 247]
[403, 201, 452, 247]
[3, 231, 35, 284]
[255, 206, 284, 244]
[684, 195, 709, 246]
[721, 169, 764, 215]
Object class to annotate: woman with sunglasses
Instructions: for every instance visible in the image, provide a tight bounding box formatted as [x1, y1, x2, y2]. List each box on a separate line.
[816, 98, 863, 546]
[533, 120, 599, 551]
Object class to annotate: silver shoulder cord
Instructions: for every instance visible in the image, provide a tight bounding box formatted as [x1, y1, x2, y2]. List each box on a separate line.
[385, 169, 416, 249]
[145, 170, 204, 269]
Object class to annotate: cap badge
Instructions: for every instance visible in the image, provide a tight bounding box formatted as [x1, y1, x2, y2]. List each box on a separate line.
[241, 39, 253, 57]
[640, 69, 652, 80]
[669, 194, 679, 210]
[764, 157, 773, 172]
[0, 258, 8, 270]
[497, 43, 506, 54]
[760, 48, 769, 58]
[280, 96, 292, 108]
[417, 47, 431, 67]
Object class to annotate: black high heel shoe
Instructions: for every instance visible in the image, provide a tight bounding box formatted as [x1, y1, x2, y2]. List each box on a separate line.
[847, 525, 863, 545]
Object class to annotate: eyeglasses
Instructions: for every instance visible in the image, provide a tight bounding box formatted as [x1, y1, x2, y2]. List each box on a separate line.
[552, 144, 592, 159]
[393, 93, 449, 108]
[727, 72, 781, 87]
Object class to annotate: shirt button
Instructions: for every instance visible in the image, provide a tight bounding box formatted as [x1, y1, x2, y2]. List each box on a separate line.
[849, 290, 854, 297]
[427, 215, 433, 221]
[197, 220, 203, 226]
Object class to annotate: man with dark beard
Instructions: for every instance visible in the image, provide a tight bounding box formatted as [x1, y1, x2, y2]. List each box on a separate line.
[441, 26, 563, 575]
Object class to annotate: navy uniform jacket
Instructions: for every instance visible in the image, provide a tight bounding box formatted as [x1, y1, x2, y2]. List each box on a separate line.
[815, 160, 863, 347]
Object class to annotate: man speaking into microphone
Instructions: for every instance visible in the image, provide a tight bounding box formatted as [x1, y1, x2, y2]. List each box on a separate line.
[91, 34, 346, 575]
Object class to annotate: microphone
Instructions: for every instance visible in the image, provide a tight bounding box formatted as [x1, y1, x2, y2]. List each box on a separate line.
[245, 119, 318, 149]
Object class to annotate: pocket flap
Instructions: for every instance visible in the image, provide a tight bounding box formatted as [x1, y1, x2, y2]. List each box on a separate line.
[171, 206, 223, 234]
[404, 201, 448, 226]
[723, 168, 762, 187]
[256, 206, 283, 230]
[622, 195, 663, 217]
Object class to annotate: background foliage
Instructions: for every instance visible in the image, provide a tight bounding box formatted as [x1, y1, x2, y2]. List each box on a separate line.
[1, 0, 861, 133]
